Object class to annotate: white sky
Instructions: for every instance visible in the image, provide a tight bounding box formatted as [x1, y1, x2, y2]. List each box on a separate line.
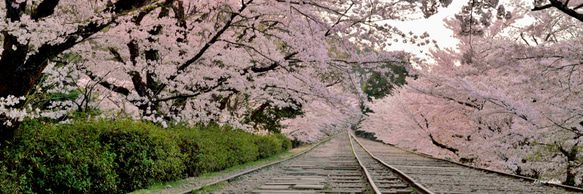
[381, 1, 467, 60]
[379, 0, 542, 64]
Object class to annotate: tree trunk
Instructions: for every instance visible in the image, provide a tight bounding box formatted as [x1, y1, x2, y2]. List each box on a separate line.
[0, 59, 48, 144]
[0, 118, 20, 147]
[0, 37, 41, 145]
[558, 144, 579, 186]
[564, 165, 576, 186]
[0, 0, 157, 145]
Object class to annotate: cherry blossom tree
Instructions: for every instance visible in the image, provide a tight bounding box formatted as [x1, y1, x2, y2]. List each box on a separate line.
[281, 85, 362, 143]
[361, 1, 583, 186]
[0, 0, 458, 145]
[68, 0, 407, 129]
[0, 0, 170, 145]
[2, 0, 579, 150]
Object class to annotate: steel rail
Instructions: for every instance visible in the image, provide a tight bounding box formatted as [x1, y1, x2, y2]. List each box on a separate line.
[353, 132, 583, 193]
[348, 132, 382, 194]
[348, 132, 435, 194]
[178, 131, 345, 194]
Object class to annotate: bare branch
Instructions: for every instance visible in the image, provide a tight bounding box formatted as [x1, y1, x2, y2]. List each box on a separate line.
[79, 66, 131, 96]
[176, 0, 253, 72]
[156, 77, 230, 102]
[32, 0, 60, 20]
[532, 4, 554, 11]
[532, 0, 583, 22]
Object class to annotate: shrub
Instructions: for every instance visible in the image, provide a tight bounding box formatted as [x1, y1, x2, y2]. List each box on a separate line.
[174, 124, 260, 176]
[256, 135, 282, 158]
[0, 119, 292, 193]
[275, 133, 292, 151]
[98, 120, 186, 192]
[0, 166, 28, 194]
[1, 120, 119, 193]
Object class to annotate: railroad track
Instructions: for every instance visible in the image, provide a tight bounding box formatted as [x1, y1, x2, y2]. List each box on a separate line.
[352, 133, 583, 194]
[250, 132, 417, 194]
[215, 130, 583, 193]
[252, 132, 370, 193]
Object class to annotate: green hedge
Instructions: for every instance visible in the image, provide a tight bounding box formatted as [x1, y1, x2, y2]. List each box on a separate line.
[0, 119, 291, 194]
[174, 124, 263, 176]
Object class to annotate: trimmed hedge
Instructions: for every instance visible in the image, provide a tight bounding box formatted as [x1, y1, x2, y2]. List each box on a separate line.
[0, 119, 291, 194]
[173, 124, 264, 176]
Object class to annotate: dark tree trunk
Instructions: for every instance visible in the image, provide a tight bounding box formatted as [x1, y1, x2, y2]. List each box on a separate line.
[565, 166, 576, 186]
[0, 119, 19, 147]
[429, 133, 459, 154]
[0, 0, 157, 144]
[558, 143, 580, 186]
[0, 68, 36, 144]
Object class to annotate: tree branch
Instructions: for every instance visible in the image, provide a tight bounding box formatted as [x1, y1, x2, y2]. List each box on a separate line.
[325, 79, 342, 87]
[251, 52, 299, 73]
[108, 48, 126, 64]
[128, 71, 148, 97]
[156, 77, 230, 102]
[5, 0, 26, 22]
[409, 87, 483, 110]
[325, 2, 354, 37]
[557, 144, 570, 158]
[332, 59, 408, 65]
[264, 85, 319, 98]
[32, 0, 60, 20]
[219, 39, 279, 63]
[176, 0, 253, 72]
[532, 0, 583, 22]
[429, 133, 459, 154]
[532, 4, 553, 11]
[520, 33, 531, 46]
[80, 66, 131, 96]
[546, 115, 583, 136]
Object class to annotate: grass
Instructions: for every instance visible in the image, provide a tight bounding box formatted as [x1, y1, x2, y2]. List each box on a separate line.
[408, 186, 418, 194]
[130, 144, 313, 194]
[196, 181, 229, 193]
[130, 179, 191, 194]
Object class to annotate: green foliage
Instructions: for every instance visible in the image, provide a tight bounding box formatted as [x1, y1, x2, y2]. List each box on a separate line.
[1, 120, 119, 193]
[175, 124, 260, 176]
[244, 103, 304, 133]
[275, 133, 292, 151]
[256, 133, 292, 158]
[0, 166, 29, 194]
[174, 123, 290, 176]
[0, 119, 291, 193]
[362, 63, 411, 101]
[256, 135, 281, 158]
[98, 121, 186, 192]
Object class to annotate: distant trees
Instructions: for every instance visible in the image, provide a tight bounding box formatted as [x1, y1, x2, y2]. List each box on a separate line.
[360, 63, 412, 101]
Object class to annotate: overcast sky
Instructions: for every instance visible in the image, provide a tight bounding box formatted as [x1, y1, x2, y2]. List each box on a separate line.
[381, 0, 545, 63]
[380, 1, 467, 62]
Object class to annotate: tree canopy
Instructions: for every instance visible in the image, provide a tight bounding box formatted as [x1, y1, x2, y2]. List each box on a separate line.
[2, 0, 583, 187]
[361, 0, 583, 186]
